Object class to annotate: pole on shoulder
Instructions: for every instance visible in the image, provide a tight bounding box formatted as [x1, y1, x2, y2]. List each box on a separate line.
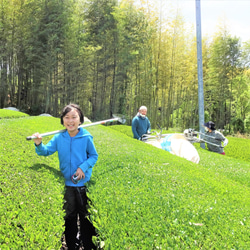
[26, 116, 125, 140]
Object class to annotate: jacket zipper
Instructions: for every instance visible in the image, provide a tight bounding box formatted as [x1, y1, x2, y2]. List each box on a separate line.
[70, 137, 72, 178]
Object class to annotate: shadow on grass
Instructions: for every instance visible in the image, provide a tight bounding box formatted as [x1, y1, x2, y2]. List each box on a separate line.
[29, 163, 64, 181]
[29, 163, 101, 188]
[91, 163, 125, 180]
[29, 163, 100, 249]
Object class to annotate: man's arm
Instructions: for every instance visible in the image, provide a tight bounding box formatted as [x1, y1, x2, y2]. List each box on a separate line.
[147, 118, 151, 133]
[132, 118, 140, 139]
[215, 131, 228, 146]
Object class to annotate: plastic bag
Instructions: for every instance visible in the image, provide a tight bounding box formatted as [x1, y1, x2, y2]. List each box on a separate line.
[147, 134, 200, 164]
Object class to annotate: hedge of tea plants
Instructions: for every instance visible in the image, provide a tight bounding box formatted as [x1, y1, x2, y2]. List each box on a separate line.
[109, 124, 250, 162]
[0, 114, 65, 249]
[0, 113, 249, 249]
[225, 137, 250, 162]
[90, 125, 250, 249]
[0, 109, 29, 119]
[108, 124, 177, 139]
[109, 125, 250, 188]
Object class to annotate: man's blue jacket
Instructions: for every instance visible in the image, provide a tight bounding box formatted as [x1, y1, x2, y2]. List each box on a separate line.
[132, 115, 151, 139]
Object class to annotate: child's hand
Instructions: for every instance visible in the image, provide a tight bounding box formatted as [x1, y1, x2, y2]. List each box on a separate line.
[32, 132, 42, 146]
[75, 168, 85, 180]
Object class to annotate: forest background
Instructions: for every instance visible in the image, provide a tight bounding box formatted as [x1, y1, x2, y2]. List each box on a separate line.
[0, 0, 249, 133]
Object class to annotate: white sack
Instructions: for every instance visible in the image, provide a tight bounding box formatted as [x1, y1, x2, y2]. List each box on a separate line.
[146, 134, 200, 164]
[170, 138, 200, 164]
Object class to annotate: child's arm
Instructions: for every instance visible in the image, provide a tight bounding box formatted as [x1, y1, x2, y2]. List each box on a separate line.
[32, 133, 57, 156]
[79, 138, 98, 173]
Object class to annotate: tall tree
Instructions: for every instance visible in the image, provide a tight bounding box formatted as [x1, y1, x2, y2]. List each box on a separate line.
[0, 0, 10, 107]
[207, 29, 241, 128]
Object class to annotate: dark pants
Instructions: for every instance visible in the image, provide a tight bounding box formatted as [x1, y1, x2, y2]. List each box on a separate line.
[64, 186, 96, 250]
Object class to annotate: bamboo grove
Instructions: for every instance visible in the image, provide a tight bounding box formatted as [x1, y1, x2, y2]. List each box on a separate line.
[0, 0, 249, 132]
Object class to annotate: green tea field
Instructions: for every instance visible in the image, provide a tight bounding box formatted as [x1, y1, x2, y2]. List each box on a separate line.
[0, 110, 249, 249]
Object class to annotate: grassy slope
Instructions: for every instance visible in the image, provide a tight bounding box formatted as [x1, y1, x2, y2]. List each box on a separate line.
[226, 136, 250, 162]
[0, 109, 29, 118]
[0, 116, 65, 249]
[109, 125, 250, 186]
[0, 116, 249, 249]
[90, 125, 250, 249]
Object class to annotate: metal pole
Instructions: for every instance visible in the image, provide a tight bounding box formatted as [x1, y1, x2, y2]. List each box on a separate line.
[195, 0, 205, 149]
[26, 117, 121, 140]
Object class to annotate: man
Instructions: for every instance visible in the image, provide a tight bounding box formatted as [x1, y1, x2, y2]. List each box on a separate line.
[203, 121, 228, 155]
[132, 106, 151, 140]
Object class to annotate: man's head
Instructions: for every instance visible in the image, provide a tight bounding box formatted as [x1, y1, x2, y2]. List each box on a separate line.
[139, 106, 147, 117]
[204, 121, 215, 132]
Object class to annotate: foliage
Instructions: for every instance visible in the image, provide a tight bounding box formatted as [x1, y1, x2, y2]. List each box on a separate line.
[0, 109, 29, 119]
[109, 124, 178, 138]
[1, 116, 250, 249]
[245, 115, 250, 133]
[206, 31, 242, 129]
[0, 0, 249, 133]
[89, 125, 250, 249]
[225, 136, 250, 162]
[0, 116, 65, 249]
[231, 117, 245, 133]
[108, 124, 134, 138]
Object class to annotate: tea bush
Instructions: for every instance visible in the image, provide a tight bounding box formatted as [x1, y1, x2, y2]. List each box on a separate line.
[0, 116, 249, 249]
[89, 126, 250, 249]
[110, 124, 250, 162]
[109, 124, 176, 139]
[225, 137, 250, 162]
[0, 109, 29, 119]
[0, 117, 65, 249]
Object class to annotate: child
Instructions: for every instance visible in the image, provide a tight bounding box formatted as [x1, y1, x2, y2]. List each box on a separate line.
[32, 104, 98, 250]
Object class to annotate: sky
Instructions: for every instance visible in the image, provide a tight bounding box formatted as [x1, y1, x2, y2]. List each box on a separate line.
[172, 0, 250, 43]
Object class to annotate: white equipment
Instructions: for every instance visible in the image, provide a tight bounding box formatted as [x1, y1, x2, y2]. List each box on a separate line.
[183, 128, 225, 148]
[142, 128, 200, 164]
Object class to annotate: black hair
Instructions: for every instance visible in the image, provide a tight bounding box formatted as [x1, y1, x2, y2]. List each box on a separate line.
[60, 104, 84, 125]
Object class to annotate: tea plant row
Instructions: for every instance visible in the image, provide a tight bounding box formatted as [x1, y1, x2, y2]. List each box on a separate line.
[90, 126, 250, 249]
[0, 110, 249, 249]
[0, 113, 65, 249]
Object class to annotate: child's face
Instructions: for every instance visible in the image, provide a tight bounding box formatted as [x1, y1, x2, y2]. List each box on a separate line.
[63, 109, 81, 135]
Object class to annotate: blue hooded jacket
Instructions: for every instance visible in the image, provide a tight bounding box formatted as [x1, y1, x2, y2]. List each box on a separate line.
[132, 114, 151, 139]
[35, 127, 98, 187]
